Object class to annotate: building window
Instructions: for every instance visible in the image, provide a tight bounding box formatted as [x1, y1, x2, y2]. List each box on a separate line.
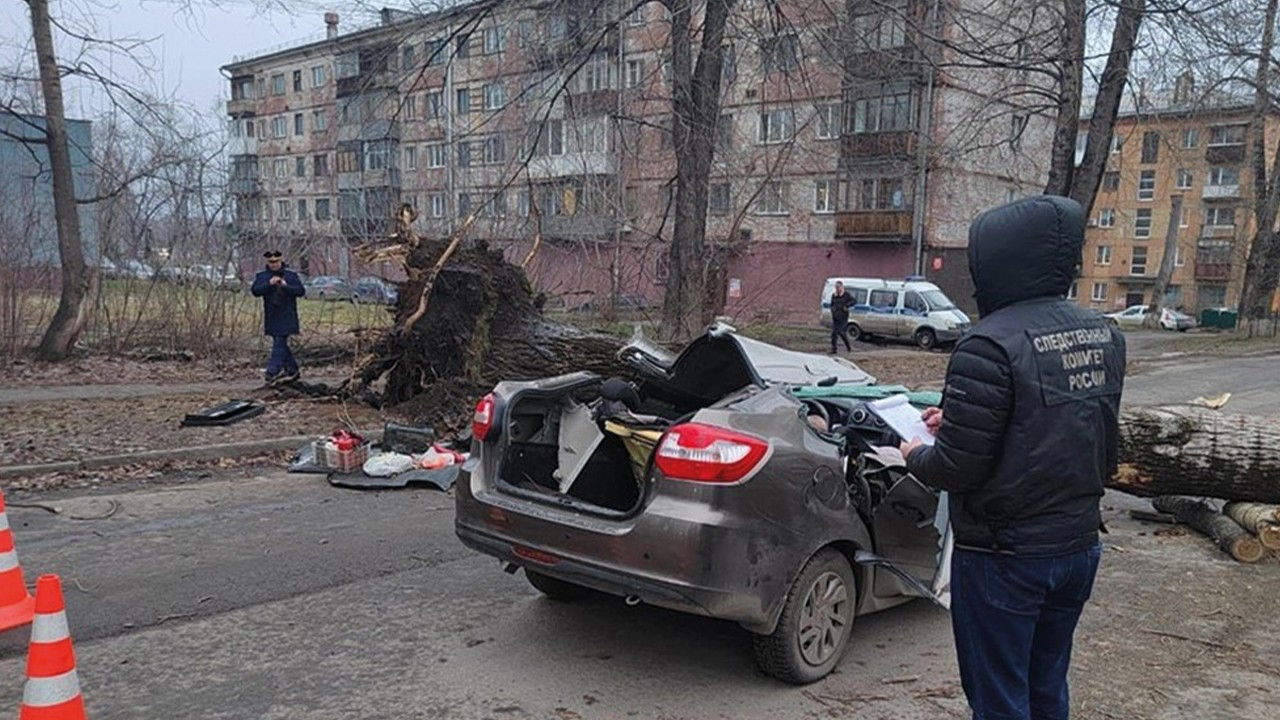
[1208, 124, 1246, 146]
[516, 19, 534, 46]
[403, 145, 418, 170]
[1131, 246, 1148, 276]
[457, 192, 472, 218]
[626, 59, 645, 89]
[291, 70, 302, 93]
[814, 179, 836, 213]
[709, 183, 731, 215]
[627, 3, 646, 25]
[760, 34, 799, 75]
[1137, 170, 1156, 201]
[1176, 168, 1193, 189]
[482, 190, 507, 217]
[456, 88, 471, 114]
[754, 181, 790, 215]
[1096, 245, 1112, 265]
[401, 44, 417, 71]
[426, 38, 447, 65]
[456, 35, 471, 60]
[1178, 205, 1189, 228]
[231, 77, 254, 100]
[1102, 171, 1120, 191]
[1208, 166, 1241, 188]
[1140, 131, 1160, 164]
[426, 143, 446, 168]
[1180, 128, 1199, 148]
[365, 140, 391, 171]
[428, 193, 446, 218]
[853, 7, 908, 50]
[1067, 282, 1078, 300]
[294, 113, 304, 136]
[311, 65, 328, 88]
[1098, 208, 1115, 227]
[851, 82, 913, 133]
[297, 198, 308, 221]
[517, 189, 531, 217]
[270, 73, 285, 96]
[457, 141, 472, 168]
[425, 90, 443, 119]
[402, 95, 418, 121]
[1135, 208, 1153, 238]
[716, 114, 734, 149]
[1205, 206, 1236, 227]
[758, 108, 796, 144]
[855, 177, 907, 210]
[483, 82, 506, 110]
[273, 158, 288, 178]
[1109, 134, 1123, 154]
[313, 154, 329, 177]
[580, 55, 612, 92]
[483, 26, 506, 54]
[335, 52, 359, 79]
[315, 198, 331, 221]
[1175, 246, 1186, 266]
[276, 199, 292, 221]
[337, 147, 360, 173]
[273, 116, 287, 139]
[312, 110, 328, 132]
[295, 157, 306, 178]
[1091, 282, 1108, 302]
[484, 135, 506, 164]
[816, 103, 841, 139]
[534, 119, 566, 156]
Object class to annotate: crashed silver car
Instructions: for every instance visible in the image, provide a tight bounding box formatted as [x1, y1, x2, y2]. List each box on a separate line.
[455, 324, 951, 684]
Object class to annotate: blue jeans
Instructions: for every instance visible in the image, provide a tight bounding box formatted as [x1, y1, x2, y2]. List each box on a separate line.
[266, 335, 298, 376]
[951, 543, 1102, 720]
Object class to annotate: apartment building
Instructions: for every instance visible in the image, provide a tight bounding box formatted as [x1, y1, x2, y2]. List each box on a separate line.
[1075, 91, 1280, 314]
[221, 0, 1051, 320]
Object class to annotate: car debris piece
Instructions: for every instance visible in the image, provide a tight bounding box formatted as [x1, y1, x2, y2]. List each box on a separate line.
[180, 400, 264, 427]
[327, 465, 459, 491]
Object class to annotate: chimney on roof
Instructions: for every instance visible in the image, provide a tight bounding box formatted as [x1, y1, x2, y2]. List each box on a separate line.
[325, 12, 339, 40]
[1173, 71, 1195, 105]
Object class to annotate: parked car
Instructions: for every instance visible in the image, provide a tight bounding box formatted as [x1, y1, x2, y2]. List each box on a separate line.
[187, 264, 242, 291]
[304, 276, 354, 301]
[1104, 305, 1196, 331]
[100, 258, 155, 280]
[353, 276, 399, 305]
[455, 324, 950, 684]
[819, 277, 970, 350]
[571, 293, 650, 313]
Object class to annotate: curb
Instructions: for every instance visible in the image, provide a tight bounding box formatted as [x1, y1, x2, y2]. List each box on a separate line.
[0, 435, 319, 480]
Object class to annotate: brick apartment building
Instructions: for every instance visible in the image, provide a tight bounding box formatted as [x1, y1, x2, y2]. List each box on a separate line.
[1074, 86, 1280, 315]
[221, 0, 1051, 322]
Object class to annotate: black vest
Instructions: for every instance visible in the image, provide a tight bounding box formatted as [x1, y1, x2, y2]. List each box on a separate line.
[951, 297, 1126, 555]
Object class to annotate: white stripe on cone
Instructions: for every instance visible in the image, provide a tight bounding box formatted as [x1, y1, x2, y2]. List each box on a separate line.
[22, 669, 81, 707]
[30, 611, 70, 644]
[0, 549, 20, 573]
[0, 514, 10, 531]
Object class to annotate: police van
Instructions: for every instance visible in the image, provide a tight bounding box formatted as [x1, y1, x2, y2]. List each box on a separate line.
[819, 277, 971, 350]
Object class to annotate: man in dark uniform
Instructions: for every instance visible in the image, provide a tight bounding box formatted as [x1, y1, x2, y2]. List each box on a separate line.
[829, 281, 854, 354]
[250, 250, 306, 383]
[901, 196, 1125, 720]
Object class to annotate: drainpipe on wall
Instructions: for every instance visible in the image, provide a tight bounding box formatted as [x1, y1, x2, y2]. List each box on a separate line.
[912, 0, 943, 277]
[444, 23, 456, 234]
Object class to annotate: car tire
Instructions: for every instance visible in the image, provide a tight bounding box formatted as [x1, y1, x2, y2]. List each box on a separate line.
[914, 328, 937, 351]
[526, 569, 593, 602]
[752, 548, 856, 685]
[847, 323, 863, 342]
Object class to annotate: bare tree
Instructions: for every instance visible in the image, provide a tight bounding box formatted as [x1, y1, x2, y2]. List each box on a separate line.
[1043, 0, 1086, 196]
[1238, 0, 1279, 323]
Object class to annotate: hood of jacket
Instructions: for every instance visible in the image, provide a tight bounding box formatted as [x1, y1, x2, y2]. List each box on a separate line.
[967, 195, 1085, 316]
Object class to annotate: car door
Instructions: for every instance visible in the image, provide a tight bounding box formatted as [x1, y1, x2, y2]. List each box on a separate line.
[864, 289, 899, 336]
[899, 291, 929, 337]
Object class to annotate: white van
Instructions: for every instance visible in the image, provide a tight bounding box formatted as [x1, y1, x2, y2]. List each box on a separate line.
[819, 277, 971, 350]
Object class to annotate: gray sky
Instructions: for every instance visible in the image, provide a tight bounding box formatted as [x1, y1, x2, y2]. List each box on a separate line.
[0, 0, 390, 118]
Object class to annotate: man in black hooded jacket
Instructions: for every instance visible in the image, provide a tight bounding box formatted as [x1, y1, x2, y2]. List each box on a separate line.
[901, 196, 1125, 720]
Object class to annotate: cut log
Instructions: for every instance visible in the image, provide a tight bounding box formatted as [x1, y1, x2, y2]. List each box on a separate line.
[1223, 502, 1280, 550]
[1151, 496, 1265, 563]
[1112, 407, 1280, 503]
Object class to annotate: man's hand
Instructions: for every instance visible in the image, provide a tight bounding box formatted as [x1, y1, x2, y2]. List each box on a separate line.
[269, 276, 284, 286]
[922, 407, 942, 435]
[900, 436, 925, 460]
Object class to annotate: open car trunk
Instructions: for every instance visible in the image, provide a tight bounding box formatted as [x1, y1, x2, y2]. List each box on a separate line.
[495, 327, 875, 516]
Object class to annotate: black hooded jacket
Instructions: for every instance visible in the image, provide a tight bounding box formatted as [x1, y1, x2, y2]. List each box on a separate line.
[906, 196, 1126, 556]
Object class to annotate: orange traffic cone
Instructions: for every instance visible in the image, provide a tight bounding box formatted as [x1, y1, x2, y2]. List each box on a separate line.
[0, 491, 35, 632]
[20, 575, 86, 720]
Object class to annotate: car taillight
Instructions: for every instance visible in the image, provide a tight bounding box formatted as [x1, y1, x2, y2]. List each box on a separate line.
[654, 422, 770, 484]
[473, 393, 497, 441]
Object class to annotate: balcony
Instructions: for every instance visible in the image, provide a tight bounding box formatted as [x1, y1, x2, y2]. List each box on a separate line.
[226, 98, 255, 117]
[228, 136, 258, 156]
[1200, 224, 1238, 239]
[1195, 261, 1232, 282]
[1202, 184, 1240, 199]
[841, 131, 916, 160]
[229, 178, 261, 195]
[835, 210, 913, 240]
[567, 89, 620, 116]
[528, 151, 616, 180]
[1206, 145, 1246, 164]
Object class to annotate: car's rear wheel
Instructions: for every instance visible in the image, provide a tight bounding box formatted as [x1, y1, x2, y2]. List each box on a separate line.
[914, 328, 938, 351]
[525, 569, 593, 602]
[752, 548, 856, 684]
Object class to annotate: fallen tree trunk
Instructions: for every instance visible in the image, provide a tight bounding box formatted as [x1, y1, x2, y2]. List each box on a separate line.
[1151, 496, 1265, 563]
[1111, 407, 1280, 503]
[1223, 502, 1280, 550]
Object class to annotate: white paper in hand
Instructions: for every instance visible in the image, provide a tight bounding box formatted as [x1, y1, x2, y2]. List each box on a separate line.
[866, 394, 935, 446]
